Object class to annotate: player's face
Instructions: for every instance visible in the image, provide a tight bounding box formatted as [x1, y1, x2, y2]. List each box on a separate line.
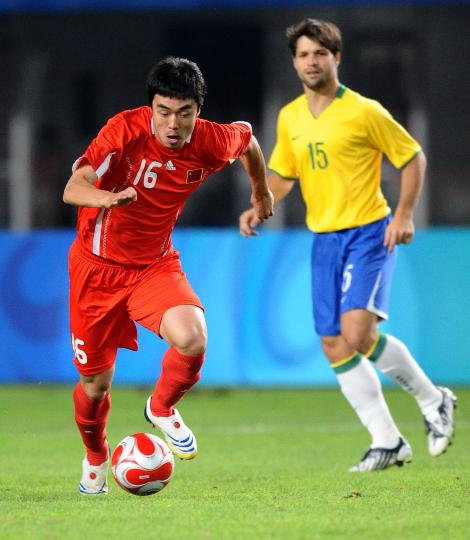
[293, 36, 340, 91]
[151, 95, 200, 150]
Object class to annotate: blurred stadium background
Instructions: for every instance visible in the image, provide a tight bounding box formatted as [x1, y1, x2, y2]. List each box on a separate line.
[0, 0, 469, 387]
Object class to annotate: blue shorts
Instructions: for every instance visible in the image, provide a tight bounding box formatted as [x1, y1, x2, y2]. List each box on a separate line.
[311, 216, 397, 336]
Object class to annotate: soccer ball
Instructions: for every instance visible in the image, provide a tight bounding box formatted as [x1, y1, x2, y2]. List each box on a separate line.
[112, 432, 174, 496]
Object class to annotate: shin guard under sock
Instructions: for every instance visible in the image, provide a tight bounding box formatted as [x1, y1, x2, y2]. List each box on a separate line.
[151, 346, 205, 417]
[73, 383, 111, 465]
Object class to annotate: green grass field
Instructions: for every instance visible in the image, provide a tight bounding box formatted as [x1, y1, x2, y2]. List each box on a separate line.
[0, 386, 468, 539]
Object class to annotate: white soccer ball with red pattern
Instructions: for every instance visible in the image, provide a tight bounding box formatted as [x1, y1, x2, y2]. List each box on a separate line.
[112, 432, 174, 496]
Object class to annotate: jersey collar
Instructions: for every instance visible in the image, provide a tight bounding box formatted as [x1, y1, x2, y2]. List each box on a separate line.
[336, 84, 347, 98]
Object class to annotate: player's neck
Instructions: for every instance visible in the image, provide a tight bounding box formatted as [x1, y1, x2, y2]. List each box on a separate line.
[304, 79, 340, 118]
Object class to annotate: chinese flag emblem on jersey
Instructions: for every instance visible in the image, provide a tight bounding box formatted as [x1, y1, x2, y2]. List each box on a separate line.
[186, 169, 204, 183]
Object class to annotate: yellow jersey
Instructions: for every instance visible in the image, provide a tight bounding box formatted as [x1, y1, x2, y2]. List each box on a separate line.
[268, 85, 422, 232]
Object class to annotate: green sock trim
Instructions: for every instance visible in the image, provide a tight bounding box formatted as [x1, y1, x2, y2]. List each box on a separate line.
[333, 352, 362, 374]
[368, 333, 387, 362]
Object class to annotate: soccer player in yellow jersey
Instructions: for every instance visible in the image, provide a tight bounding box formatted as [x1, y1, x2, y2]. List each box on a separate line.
[240, 18, 456, 472]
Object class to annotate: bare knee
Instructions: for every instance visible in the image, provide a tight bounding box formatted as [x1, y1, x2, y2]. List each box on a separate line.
[321, 336, 338, 360]
[161, 306, 208, 355]
[173, 327, 207, 356]
[341, 327, 375, 354]
[321, 335, 355, 365]
[80, 368, 113, 401]
[81, 383, 110, 401]
[341, 310, 378, 354]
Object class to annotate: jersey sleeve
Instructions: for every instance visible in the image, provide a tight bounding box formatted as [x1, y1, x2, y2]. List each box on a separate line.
[364, 101, 422, 169]
[72, 112, 131, 177]
[203, 121, 253, 172]
[268, 108, 298, 179]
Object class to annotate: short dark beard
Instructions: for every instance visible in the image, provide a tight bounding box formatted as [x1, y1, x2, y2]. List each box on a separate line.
[304, 78, 327, 92]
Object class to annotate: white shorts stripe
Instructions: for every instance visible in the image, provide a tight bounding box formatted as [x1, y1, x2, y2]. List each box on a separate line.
[367, 270, 388, 320]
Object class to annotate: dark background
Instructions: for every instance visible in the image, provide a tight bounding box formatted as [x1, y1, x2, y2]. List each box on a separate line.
[1, 2, 469, 229]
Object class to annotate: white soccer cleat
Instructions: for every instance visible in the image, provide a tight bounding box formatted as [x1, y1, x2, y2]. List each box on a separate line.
[349, 437, 413, 472]
[144, 397, 197, 460]
[79, 455, 109, 495]
[424, 386, 457, 457]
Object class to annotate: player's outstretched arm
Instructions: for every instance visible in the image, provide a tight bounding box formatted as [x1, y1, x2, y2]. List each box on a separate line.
[239, 171, 295, 237]
[384, 151, 426, 252]
[63, 164, 137, 209]
[238, 136, 274, 221]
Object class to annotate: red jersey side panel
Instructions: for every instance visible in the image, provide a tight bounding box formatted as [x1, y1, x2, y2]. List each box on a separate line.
[73, 107, 252, 266]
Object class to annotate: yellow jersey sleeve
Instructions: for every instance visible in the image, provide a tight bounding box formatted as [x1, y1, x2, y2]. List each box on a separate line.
[364, 100, 421, 169]
[268, 107, 298, 179]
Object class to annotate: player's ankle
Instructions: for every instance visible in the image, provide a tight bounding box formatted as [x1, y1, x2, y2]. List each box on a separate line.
[87, 441, 109, 466]
[150, 396, 174, 417]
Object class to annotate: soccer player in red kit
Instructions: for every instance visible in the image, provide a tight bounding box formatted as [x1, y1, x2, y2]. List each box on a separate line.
[63, 56, 274, 495]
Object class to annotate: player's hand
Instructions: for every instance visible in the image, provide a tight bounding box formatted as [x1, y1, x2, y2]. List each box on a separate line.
[251, 190, 274, 222]
[384, 213, 415, 252]
[239, 208, 262, 237]
[103, 187, 138, 209]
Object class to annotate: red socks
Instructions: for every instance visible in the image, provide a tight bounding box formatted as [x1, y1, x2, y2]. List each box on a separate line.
[73, 347, 204, 461]
[73, 383, 111, 465]
[150, 346, 205, 417]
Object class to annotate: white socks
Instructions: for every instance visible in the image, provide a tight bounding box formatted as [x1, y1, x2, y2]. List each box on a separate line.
[336, 355, 401, 448]
[372, 334, 442, 416]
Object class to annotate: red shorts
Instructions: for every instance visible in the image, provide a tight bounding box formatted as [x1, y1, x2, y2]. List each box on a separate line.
[68, 240, 203, 376]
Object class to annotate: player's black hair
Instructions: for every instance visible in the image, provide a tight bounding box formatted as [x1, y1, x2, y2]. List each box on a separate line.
[146, 57, 207, 108]
[286, 18, 342, 56]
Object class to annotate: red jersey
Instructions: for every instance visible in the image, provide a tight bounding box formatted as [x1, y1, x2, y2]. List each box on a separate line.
[73, 106, 252, 266]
